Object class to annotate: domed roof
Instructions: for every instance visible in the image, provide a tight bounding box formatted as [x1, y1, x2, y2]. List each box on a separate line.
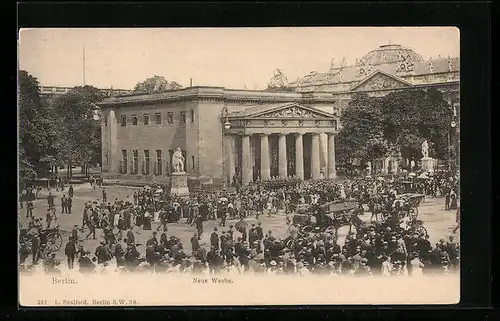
[358, 44, 424, 66]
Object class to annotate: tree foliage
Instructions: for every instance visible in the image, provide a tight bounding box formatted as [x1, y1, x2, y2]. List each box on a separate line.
[18, 70, 59, 181]
[337, 88, 453, 166]
[381, 88, 452, 160]
[133, 75, 183, 94]
[51, 86, 105, 175]
[336, 93, 392, 165]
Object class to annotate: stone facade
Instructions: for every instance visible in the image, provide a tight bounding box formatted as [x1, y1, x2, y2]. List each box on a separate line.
[292, 44, 460, 112]
[98, 87, 338, 185]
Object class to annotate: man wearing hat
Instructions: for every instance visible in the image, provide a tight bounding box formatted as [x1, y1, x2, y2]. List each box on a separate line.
[267, 260, 278, 275]
[95, 240, 111, 265]
[146, 231, 159, 248]
[210, 227, 220, 250]
[78, 251, 95, 273]
[64, 236, 77, 269]
[248, 224, 258, 245]
[193, 215, 204, 240]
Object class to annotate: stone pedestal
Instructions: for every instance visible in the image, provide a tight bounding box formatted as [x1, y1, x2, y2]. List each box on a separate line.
[420, 157, 435, 173]
[170, 172, 190, 197]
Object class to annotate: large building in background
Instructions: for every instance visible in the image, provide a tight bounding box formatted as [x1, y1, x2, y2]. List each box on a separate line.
[291, 43, 460, 171]
[39, 86, 133, 99]
[292, 44, 459, 109]
[98, 44, 460, 186]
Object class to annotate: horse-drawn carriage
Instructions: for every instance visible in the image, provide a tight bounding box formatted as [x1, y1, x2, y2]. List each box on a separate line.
[19, 225, 64, 258]
[370, 192, 424, 223]
[290, 201, 364, 239]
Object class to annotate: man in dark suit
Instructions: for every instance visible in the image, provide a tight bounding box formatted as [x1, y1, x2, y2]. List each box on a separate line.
[47, 192, 54, 210]
[64, 237, 77, 269]
[210, 227, 219, 250]
[255, 221, 264, 241]
[67, 197, 73, 214]
[72, 225, 79, 242]
[126, 228, 135, 245]
[146, 232, 159, 248]
[61, 195, 67, 214]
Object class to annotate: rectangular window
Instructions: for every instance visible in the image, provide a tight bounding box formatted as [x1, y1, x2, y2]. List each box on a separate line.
[155, 113, 162, 124]
[180, 111, 186, 123]
[144, 150, 150, 175]
[143, 114, 149, 125]
[167, 112, 174, 124]
[191, 110, 195, 123]
[156, 150, 162, 176]
[120, 115, 126, 126]
[121, 150, 127, 174]
[191, 156, 195, 170]
[132, 114, 138, 125]
[132, 150, 138, 174]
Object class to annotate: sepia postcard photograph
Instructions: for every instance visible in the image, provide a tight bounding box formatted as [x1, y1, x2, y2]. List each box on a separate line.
[18, 27, 460, 306]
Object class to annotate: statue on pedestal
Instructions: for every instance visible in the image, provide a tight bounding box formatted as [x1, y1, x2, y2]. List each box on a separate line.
[421, 140, 429, 158]
[170, 147, 189, 197]
[172, 147, 185, 173]
[420, 140, 435, 173]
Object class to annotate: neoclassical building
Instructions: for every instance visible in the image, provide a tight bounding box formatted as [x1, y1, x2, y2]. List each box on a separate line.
[98, 44, 459, 186]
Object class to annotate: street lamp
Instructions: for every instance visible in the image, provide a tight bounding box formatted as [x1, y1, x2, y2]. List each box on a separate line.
[221, 106, 231, 188]
[448, 120, 457, 171]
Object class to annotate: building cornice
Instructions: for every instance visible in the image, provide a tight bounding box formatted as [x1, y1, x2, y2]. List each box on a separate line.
[98, 86, 336, 108]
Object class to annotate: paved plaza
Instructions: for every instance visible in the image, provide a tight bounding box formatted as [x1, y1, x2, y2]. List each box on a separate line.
[18, 183, 459, 263]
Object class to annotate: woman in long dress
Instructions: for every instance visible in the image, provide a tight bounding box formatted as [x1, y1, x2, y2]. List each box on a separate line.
[410, 253, 425, 277]
[449, 190, 458, 210]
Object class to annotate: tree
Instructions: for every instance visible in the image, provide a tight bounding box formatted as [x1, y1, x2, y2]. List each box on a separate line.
[18, 70, 59, 183]
[52, 86, 105, 179]
[336, 93, 390, 169]
[380, 88, 452, 161]
[133, 75, 183, 94]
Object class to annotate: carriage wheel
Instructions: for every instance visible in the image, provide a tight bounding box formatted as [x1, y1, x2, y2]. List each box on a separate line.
[409, 207, 418, 219]
[46, 233, 63, 253]
[415, 225, 428, 237]
[301, 226, 313, 234]
[285, 237, 294, 249]
[324, 225, 337, 235]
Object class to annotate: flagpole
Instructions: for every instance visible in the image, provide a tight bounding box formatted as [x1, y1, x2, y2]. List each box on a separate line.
[83, 45, 86, 86]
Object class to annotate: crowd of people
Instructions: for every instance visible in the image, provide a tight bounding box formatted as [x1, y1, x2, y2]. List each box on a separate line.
[19, 169, 460, 278]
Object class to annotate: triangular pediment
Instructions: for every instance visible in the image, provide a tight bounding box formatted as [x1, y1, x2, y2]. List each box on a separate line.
[351, 70, 413, 92]
[249, 102, 335, 119]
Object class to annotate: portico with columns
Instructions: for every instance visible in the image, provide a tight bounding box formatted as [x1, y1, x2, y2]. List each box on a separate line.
[223, 102, 339, 186]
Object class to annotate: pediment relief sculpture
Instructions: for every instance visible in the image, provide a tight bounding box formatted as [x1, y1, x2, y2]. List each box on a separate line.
[353, 73, 410, 92]
[261, 106, 321, 118]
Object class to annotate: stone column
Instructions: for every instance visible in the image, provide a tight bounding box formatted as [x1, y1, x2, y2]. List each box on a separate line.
[327, 133, 337, 179]
[226, 135, 235, 183]
[311, 133, 321, 180]
[260, 134, 271, 181]
[295, 133, 304, 180]
[241, 135, 252, 185]
[108, 109, 118, 174]
[319, 133, 328, 175]
[278, 133, 288, 178]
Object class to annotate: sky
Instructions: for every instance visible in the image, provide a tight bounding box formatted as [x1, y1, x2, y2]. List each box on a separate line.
[18, 27, 459, 90]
